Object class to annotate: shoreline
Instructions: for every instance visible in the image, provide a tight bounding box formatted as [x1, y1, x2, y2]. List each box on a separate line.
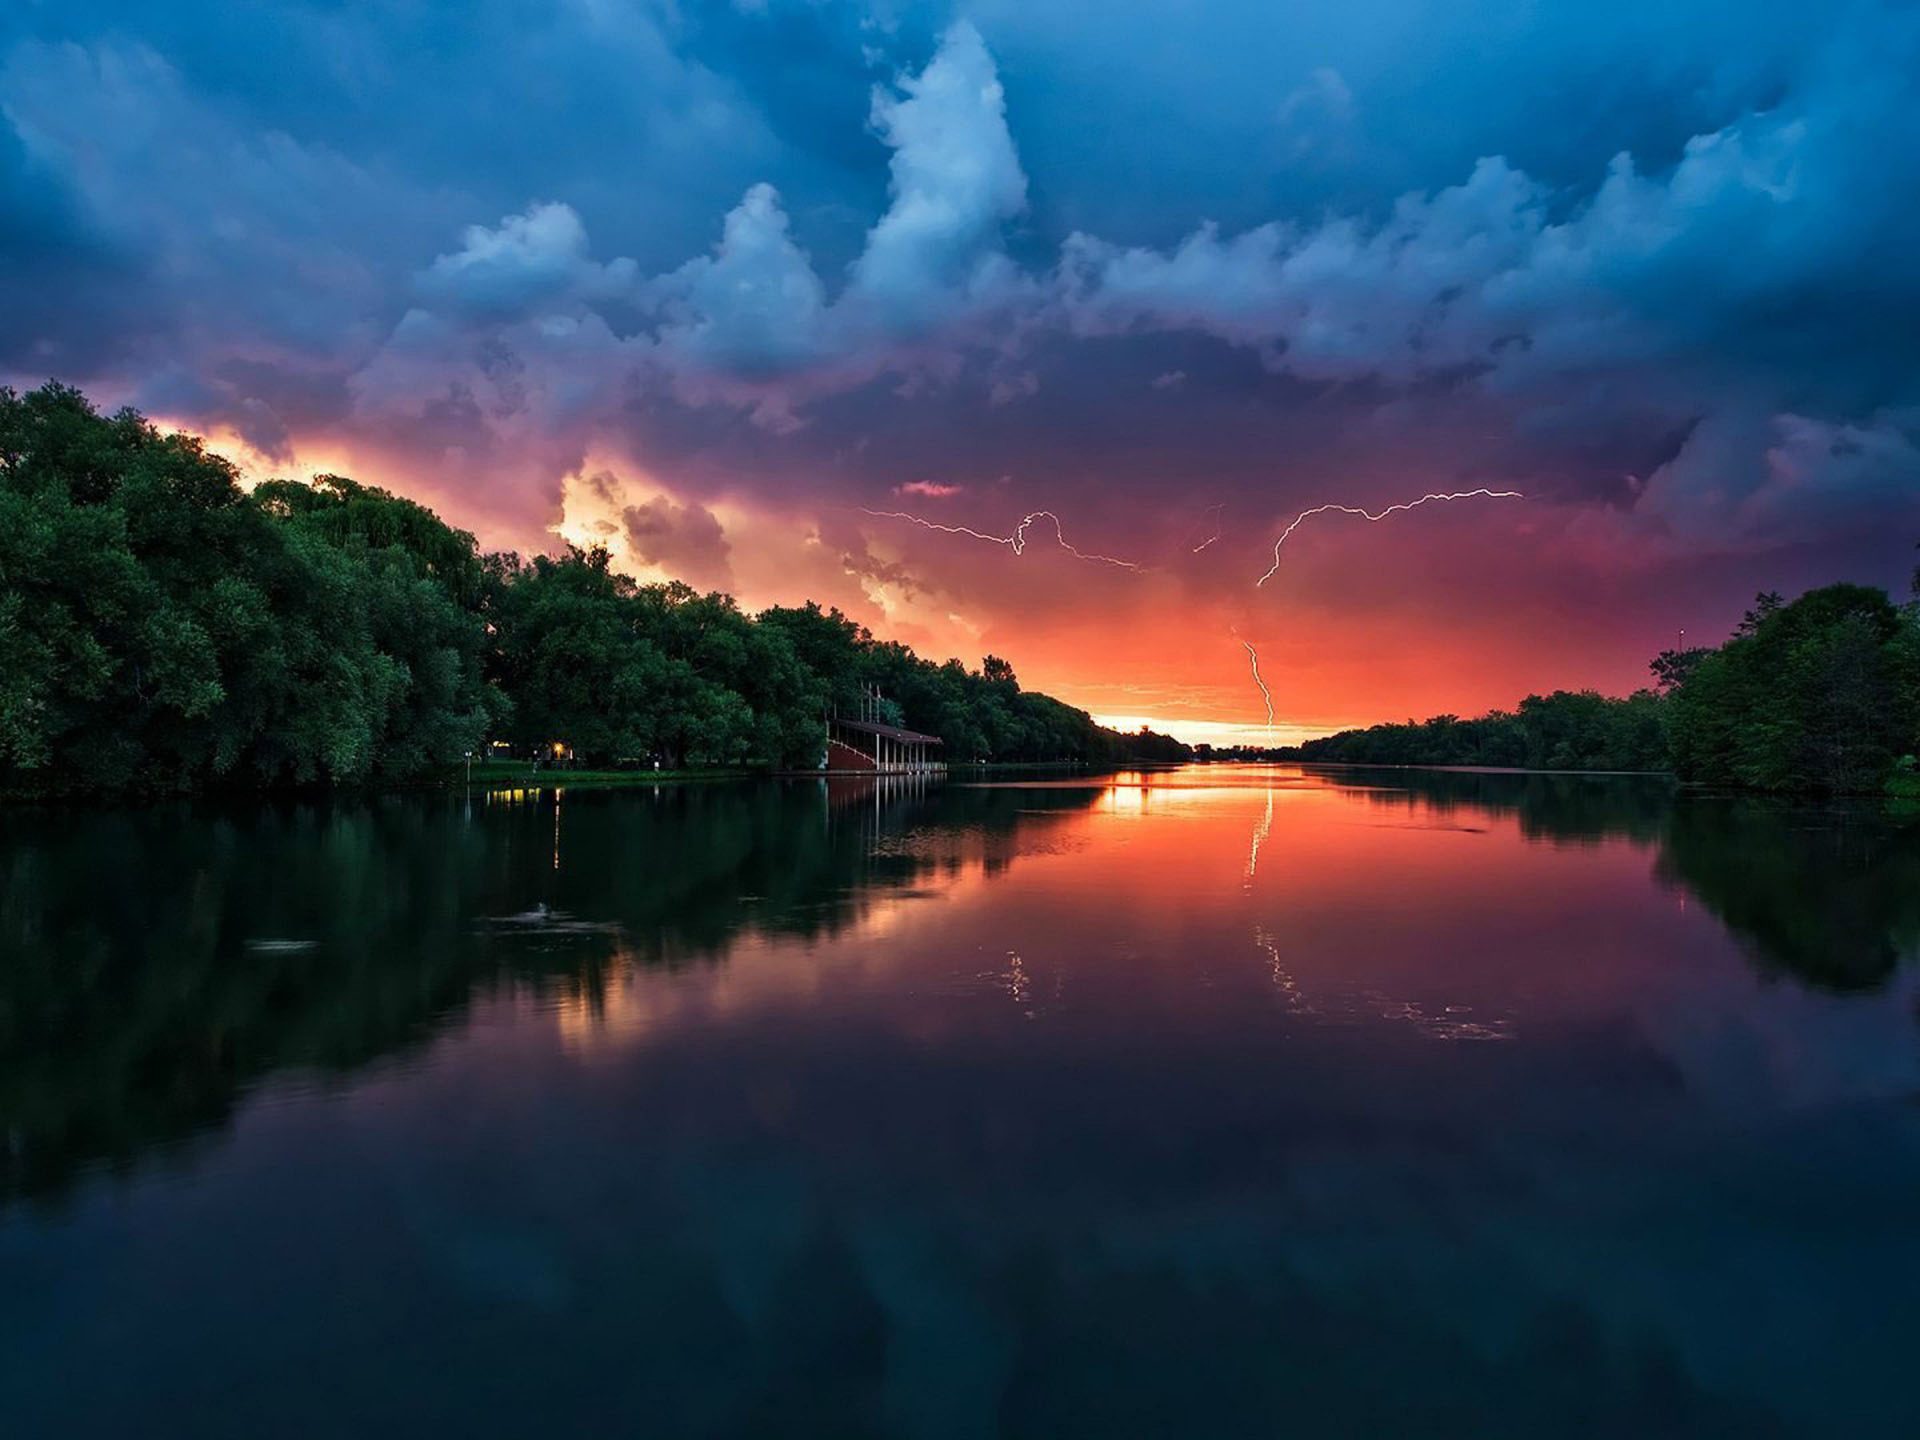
[9, 757, 1912, 806]
[0, 757, 1162, 807]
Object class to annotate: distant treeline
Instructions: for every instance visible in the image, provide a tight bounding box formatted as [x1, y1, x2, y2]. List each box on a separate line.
[1301, 584, 1920, 792]
[0, 384, 1187, 798]
[1299, 690, 1670, 773]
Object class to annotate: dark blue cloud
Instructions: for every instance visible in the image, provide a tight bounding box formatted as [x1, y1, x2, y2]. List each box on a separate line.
[0, 98, 151, 369]
[1, 0, 1915, 575]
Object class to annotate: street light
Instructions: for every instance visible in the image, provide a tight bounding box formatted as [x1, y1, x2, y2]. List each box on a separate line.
[464, 750, 473, 785]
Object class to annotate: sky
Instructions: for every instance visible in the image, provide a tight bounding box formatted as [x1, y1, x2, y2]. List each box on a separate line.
[4, 0, 1919, 744]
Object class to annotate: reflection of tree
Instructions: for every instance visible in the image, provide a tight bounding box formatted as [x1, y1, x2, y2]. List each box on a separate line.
[1320, 766, 1676, 845]
[1311, 767, 1920, 993]
[1654, 798, 1920, 993]
[0, 800, 497, 1206]
[0, 782, 1097, 1207]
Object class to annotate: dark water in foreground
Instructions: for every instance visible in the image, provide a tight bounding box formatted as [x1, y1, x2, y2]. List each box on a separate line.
[3, 766, 1919, 1438]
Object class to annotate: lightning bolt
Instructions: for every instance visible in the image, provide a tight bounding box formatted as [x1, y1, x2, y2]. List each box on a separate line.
[1191, 502, 1224, 553]
[863, 489, 1513, 739]
[1255, 488, 1524, 587]
[1235, 631, 1274, 738]
[859, 508, 1141, 570]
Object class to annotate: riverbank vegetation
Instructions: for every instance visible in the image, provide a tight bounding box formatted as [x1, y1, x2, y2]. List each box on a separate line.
[1297, 689, 1671, 772]
[1300, 583, 1920, 792]
[1, 384, 1185, 799]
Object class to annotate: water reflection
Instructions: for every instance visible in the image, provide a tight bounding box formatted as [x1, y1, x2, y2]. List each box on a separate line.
[2, 767, 1919, 1438]
[4, 769, 1919, 1210]
[0, 780, 1096, 1205]
[1656, 794, 1920, 993]
[1314, 766, 1920, 993]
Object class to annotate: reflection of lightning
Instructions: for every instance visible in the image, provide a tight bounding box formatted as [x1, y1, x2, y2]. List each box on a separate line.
[1191, 502, 1224, 553]
[1251, 926, 1503, 1035]
[1006, 950, 1033, 1015]
[1254, 926, 1307, 1011]
[860, 508, 1141, 570]
[1255, 488, 1524, 587]
[1244, 786, 1273, 888]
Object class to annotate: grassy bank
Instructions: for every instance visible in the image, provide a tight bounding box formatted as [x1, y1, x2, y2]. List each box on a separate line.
[451, 760, 757, 789]
[454, 758, 1142, 788]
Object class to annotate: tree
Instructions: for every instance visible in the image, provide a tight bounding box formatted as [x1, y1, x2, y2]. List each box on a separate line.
[640, 585, 822, 765]
[1, 384, 1187, 794]
[254, 473, 485, 605]
[1649, 647, 1712, 693]
[1667, 584, 1913, 792]
[486, 547, 657, 764]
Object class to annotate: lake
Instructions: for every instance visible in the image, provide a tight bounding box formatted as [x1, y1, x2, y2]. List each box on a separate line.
[3, 766, 1919, 1437]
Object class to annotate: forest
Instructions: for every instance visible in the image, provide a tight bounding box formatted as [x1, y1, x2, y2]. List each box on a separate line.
[1297, 689, 1671, 773]
[1300, 585, 1920, 792]
[0, 384, 1186, 798]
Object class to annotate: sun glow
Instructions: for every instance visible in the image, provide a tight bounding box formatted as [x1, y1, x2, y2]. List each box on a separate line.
[153, 417, 370, 496]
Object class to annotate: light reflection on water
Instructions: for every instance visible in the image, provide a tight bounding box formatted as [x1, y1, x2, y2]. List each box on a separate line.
[2, 766, 1919, 1437]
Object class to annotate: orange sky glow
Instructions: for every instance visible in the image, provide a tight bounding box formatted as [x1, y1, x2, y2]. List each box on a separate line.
[168, 415, 1729, 746]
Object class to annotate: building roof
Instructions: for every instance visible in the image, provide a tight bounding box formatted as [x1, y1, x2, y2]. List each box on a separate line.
[831, 716, 945, 746]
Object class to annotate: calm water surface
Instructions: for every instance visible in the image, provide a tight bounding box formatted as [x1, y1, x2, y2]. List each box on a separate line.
[4, 766, 1919, 1437]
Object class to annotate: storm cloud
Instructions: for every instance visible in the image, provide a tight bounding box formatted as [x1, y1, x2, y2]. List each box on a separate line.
[3, 0, 1916, 734]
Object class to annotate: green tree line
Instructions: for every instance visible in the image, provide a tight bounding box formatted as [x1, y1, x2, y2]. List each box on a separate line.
[0, 384, 1186, 798]
[1298, 689, 1671, 772]
[1300, 583, 1920, 792]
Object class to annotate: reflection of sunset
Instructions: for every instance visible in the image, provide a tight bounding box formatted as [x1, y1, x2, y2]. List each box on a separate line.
[519, 769, 1816, 1073]
[440, 767, 1920, 1139]
[542, 794, 1081, 1055]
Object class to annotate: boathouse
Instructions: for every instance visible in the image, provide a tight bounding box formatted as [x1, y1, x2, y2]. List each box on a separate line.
[825, 714, 945, 773]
